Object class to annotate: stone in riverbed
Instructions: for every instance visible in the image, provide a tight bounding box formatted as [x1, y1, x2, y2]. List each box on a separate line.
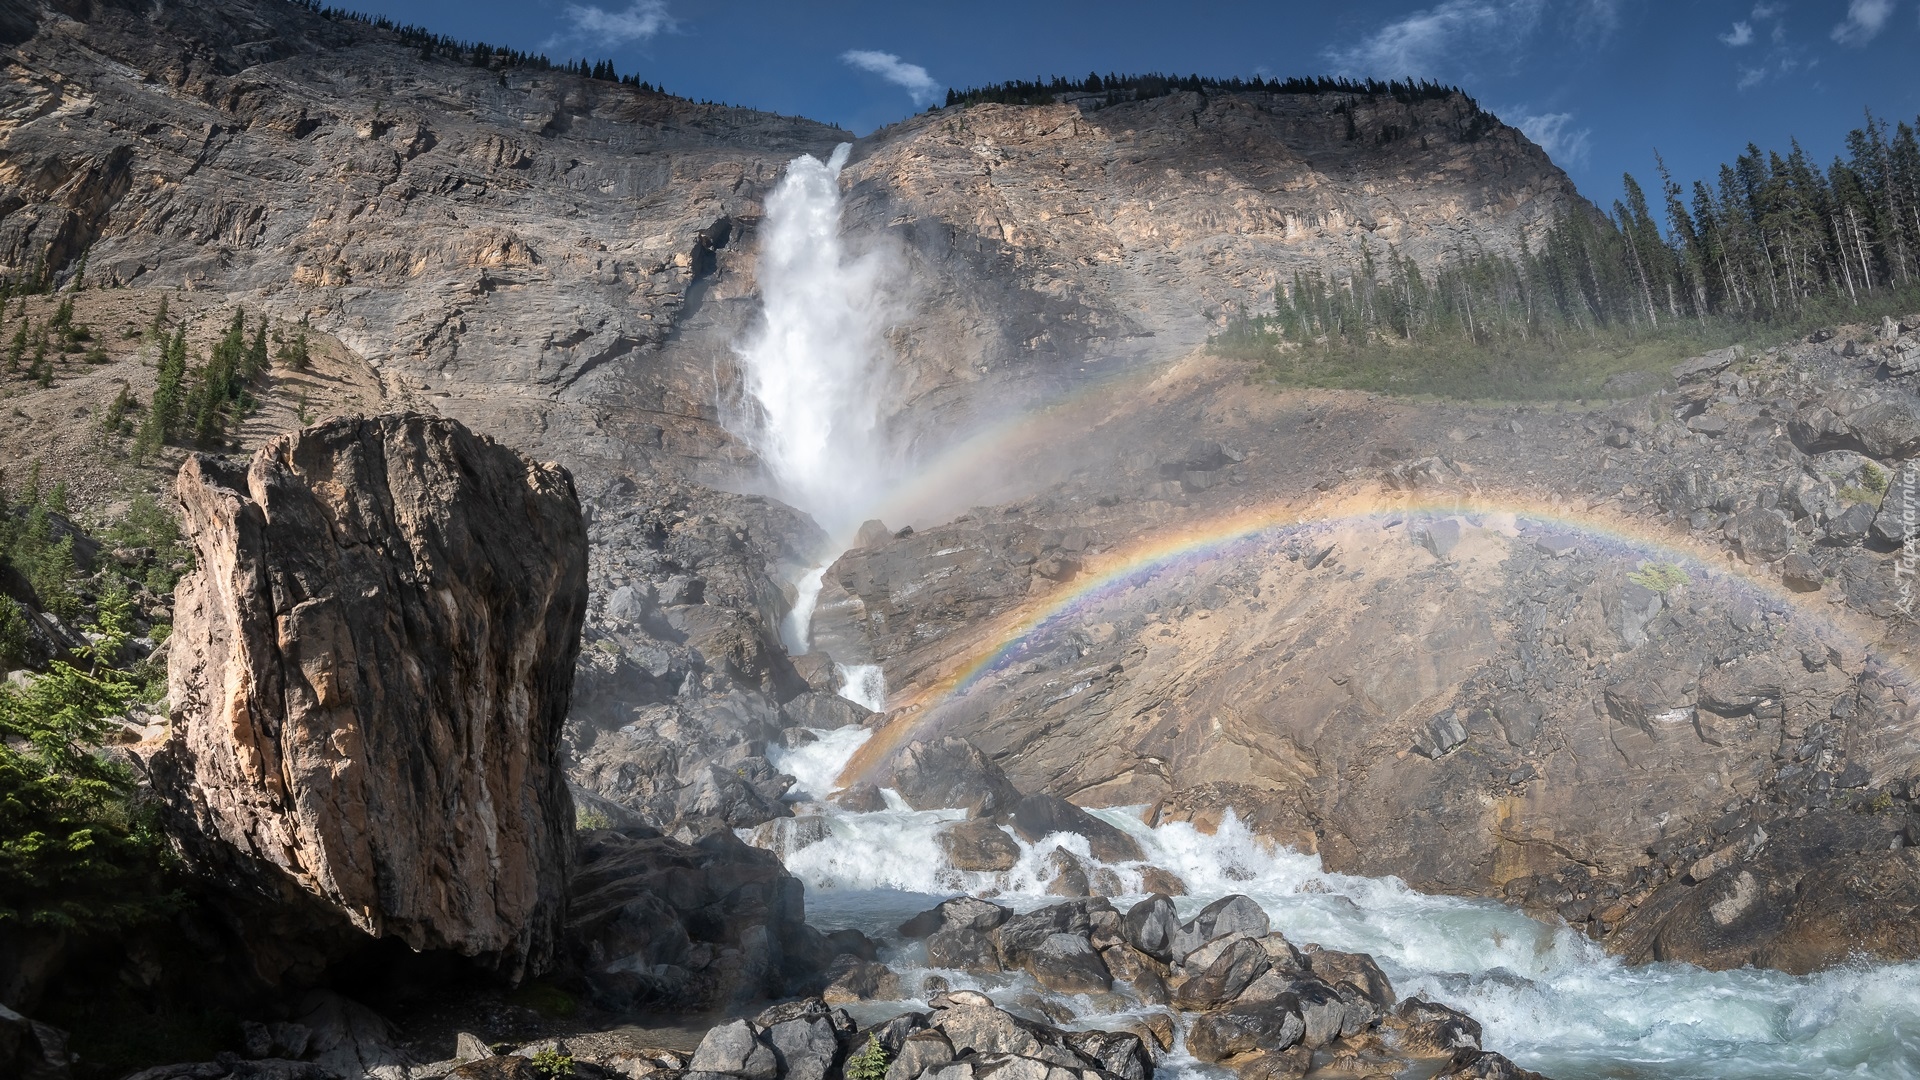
[1010, 793, 1144, 862]
[1122, 894, 1180, 962]
[1022, 932, 1111, 993]
[927, 928, 1003, 971]
[1435, 1049, 1549, 1079]
[1170, 895, 1269, 963]
[890, 736, 1023, 817]
[882, 1031, 955, 1080]
[832, 783, 889, 813]
[1172, 937, 1270, 1010]
[1043, 847, 1092, 897]
[689, 1020, 778, 1080]
[901, 897, 1012, 938]
[1138, 866, 1188, 896]
[822, 958, 904, 1004]
[1186, 999, 1306, 1062]
[1303, 947, 1395, 1008]
[1063, 1030, 1153, 1080]
[763, 1015, 841, 1080]
[1393, 998, 1482, 1055]
[1100, 945, 1170, 1005]
[937, 820, 1023, 871]
[995, 899, 1114, 963]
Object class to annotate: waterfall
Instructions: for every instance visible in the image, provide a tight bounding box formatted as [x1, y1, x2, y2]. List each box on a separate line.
[729, 143, 897, 546]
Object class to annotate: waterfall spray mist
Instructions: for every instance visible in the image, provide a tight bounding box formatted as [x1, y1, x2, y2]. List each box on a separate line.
[728, 145, 900, 666]
[729, 144, 898, 545]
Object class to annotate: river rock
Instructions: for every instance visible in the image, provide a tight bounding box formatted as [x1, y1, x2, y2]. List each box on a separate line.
[1172, 937, 1271, 1009]
[883, 1031, 955, 1080]
[1394, 998, 1483, 1055]
[995, 899, 1113, 963]
[763, 1014, 842, 1080]
[1043, 847, 1093, 897]
[890, 737, 1023, 816]
[156, 413, 585, 982]
[927, 929, 1003, 972]
[1099, 945, 1170, 1005]
[1435, 1050, 1549, 1079]
[1122, 894, 1180, 962]
[1170, 895, 1270, 963]
[901, 897, 1013, 939]
[822, 958, 904, 1004]
[1302, 947, 1395, 1008]
[689, 1020, 778, 1080]
[1022, 932, 1112, 993]
[1010, 793, 1144, 862]
[1137, 867, 1188, 896]
[832, 784, 889, 813]
[1186, 998, 1306, 1062]
[937, 821, 1023, 871]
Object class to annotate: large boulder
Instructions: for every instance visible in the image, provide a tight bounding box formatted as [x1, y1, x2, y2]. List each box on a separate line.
[889, 737, 1023, 816]
[1009, 793, 1144, 863]
[1791, 388, 1920, 459]
[156, 413, 586, 982]
[567, 827, 818, 1009]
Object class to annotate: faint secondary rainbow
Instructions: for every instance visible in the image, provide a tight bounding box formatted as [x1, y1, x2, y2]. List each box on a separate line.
[838, 488, 1906, 783]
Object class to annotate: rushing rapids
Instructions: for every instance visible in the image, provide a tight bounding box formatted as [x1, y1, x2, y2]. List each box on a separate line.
[761, 728, 1920, 1080]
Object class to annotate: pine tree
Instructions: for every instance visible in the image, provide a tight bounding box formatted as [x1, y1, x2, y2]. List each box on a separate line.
[6, 319, 25, 374]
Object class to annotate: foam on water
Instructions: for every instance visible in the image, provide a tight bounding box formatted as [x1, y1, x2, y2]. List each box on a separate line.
[762, 729, 1920, 1079]
[836, 663, 887, 712]
[784, 564, 829, 653]
[767, 726, 874, 801]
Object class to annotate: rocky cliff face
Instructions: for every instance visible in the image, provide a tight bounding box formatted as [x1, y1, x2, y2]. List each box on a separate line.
[0, 0, 846, 487]
[160, 412, 587, 982]
[0, 2, 1588, 501]
[838, 91, 1582, 417]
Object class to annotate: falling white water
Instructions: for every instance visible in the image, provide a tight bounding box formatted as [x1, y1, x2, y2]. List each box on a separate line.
[728, 143, 898, 545]
[783, 565, 828, 653]
[766, 726, 873, 801]
[744, 733, 1920, 1080]
[836, 662, 887, 712]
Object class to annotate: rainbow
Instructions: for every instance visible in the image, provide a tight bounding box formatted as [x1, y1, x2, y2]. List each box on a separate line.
[838, 489, 1908, 783]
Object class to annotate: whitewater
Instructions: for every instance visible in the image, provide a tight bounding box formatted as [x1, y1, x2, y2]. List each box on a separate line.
[728, 150, 1920, 1079]
[765, 729, 1920, 1080]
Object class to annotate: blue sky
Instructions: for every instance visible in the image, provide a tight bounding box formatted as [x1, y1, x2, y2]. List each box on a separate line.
[344, 0, 1920, 208]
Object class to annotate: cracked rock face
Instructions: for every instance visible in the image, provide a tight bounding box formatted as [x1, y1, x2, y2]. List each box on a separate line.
[160, 413, 587, 982]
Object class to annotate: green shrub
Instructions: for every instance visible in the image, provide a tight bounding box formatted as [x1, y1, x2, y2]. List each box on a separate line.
[530, 1048, 575, 1078]
[0, 592, 174, 932]
[1627, 562, 1688, 593]
[0, 597, 28, 669]
[845, 1036, 889, 1080]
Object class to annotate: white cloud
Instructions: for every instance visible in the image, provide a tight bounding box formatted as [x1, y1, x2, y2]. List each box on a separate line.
[1720, 20, 1755, 45]
[1324, 0, 1546, 78]
[1503, 108, 1592, 166]
[1831, 0, 1896, 44]
[561, 0, 675, 46]
[841, 49, 941, 104]
[1737, 64, 1770, 89]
